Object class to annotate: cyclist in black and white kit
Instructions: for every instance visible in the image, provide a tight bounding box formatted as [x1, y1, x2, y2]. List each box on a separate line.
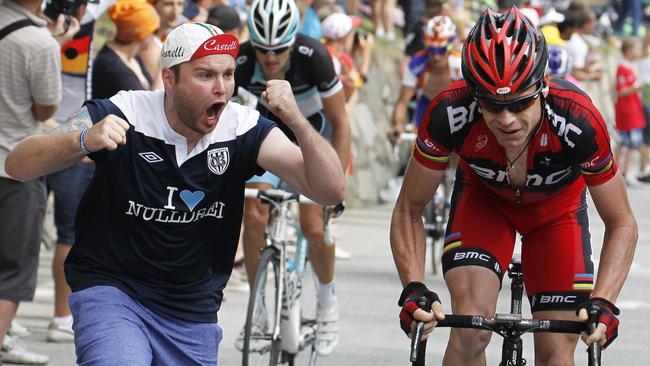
[234, 0, 351, 356]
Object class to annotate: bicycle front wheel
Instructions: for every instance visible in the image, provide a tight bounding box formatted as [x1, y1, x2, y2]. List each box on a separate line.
[243, 247, 282, 366]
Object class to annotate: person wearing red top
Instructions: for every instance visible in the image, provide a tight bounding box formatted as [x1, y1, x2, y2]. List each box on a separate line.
[614, 37, 646, 183]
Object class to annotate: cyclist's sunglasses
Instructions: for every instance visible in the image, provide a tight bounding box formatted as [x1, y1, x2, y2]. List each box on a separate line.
[476, 85, 544, 114]
[427, 44, 453, 55]
[254, 46, 291, 55]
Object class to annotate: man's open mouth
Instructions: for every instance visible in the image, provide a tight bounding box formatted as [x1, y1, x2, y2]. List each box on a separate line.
[207, 102, 225, 120]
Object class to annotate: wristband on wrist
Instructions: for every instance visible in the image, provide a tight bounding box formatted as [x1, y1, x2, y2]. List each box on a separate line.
[79, 127, 91, 155]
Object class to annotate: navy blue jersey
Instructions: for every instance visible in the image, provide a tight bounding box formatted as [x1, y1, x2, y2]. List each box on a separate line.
[64, 90, 275, 323]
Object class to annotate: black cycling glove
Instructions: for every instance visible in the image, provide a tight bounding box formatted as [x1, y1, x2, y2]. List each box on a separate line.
[576, 297, 620, 349]
[398, 281, 440, 335]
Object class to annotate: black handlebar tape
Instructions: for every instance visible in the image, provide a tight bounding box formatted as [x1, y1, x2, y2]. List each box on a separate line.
[587, 306, 602, 366]
[410, 296, 432, 365]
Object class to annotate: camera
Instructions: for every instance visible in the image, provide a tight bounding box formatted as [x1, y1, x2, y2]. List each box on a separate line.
[354, 29, 368, 44]
[43, 0, 89, 22]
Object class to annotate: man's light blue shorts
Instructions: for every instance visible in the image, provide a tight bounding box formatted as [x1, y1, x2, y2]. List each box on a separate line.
[69, 286, 222, 366]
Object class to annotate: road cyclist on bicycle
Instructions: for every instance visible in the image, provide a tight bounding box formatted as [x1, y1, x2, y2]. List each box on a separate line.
[233, 0, 351, 357]
[4, 22, 346, 365]
[388, 14, 462, 144]
[391, 7, 637, 365]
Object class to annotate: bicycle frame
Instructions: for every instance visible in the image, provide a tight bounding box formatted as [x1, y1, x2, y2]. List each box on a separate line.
[242, 188, 342, 365]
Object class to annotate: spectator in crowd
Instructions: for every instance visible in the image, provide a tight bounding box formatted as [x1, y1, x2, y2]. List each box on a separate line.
[142, 0, 181, 90]
[321, 12, 374, 102]
[613, 0, 641, 36]
[564, 1, 603, 83]
[92, 0, 160, 100]
[399, 0, 424, 46]
[614, 37, 647, 185]
[371, 0, 396, 40]
[296, 0, 323, 40]
[207, 3, 242, 37]
[0, 0, 62, 363]
[151, 0, 184, 40]
[539, 7, 566, 46]
[547, 44, 583, 89]
[636, 30, 650, 182]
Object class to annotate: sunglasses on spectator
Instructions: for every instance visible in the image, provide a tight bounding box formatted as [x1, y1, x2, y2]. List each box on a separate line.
[476, 85, 544, 114]
[254, 46, 291, 55]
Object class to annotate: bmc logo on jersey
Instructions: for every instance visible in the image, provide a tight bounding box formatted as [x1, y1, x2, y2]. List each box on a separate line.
[545, 105, 583, 148]
[208, 148, 229, 175]
[447, 101, 479, 133]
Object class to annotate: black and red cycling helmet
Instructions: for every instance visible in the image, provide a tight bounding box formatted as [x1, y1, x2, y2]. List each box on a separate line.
[461, 7, 548, 96]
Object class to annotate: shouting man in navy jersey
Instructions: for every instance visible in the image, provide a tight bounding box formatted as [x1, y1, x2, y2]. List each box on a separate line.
[5, 22, 346, 366]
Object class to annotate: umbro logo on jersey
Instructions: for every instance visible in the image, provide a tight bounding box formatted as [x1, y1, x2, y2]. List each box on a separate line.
[208, 147, 229, 175]
[139, 152, 164, 163]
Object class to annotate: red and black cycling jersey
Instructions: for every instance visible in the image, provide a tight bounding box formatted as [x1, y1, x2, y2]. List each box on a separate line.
[414, 78, 617, 204]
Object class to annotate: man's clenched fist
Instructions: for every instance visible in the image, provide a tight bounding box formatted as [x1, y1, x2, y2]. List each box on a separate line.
[83, 114, 130, 153]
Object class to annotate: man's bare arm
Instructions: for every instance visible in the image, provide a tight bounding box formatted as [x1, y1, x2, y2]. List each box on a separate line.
[5, 107, 129, 181]
[257, 80, 346, 205]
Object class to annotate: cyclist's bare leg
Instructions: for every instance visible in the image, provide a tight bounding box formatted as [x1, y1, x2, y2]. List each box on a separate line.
[53, 244, 72, 317]
[443, 266, 500, 366]
[532, 310, 580, 366]
[301, 204, 334, 284]
[242, 182, 274, 285]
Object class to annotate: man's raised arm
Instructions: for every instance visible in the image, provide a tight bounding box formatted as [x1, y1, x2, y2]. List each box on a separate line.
[5, 106, 129, 181]
[256, 80, 346, 205]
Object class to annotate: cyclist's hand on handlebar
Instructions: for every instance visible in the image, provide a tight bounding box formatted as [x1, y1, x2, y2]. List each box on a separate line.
[387, 126, 403, 145]
[326, 202, 345, 219]
[398, 281, 445, 340]
[576, 297, 620, 349]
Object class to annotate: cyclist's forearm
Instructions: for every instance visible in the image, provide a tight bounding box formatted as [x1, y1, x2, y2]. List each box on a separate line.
[390, 204, 427, 285]
[392, 101, 408, 129]
[592, 223, 637, 301]
[330, 121, 351, 170]
[5, 132, 85, 181]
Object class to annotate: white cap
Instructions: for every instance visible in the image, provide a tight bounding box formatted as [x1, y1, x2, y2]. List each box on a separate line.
[520, 8, 540, 28]
[321, 13, 361, 41]
[539, 7, 566, 26]
[160, 22, 240, 69]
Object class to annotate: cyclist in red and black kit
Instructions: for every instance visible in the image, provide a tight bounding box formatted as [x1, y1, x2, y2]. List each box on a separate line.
[391, 7, 637, 365]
